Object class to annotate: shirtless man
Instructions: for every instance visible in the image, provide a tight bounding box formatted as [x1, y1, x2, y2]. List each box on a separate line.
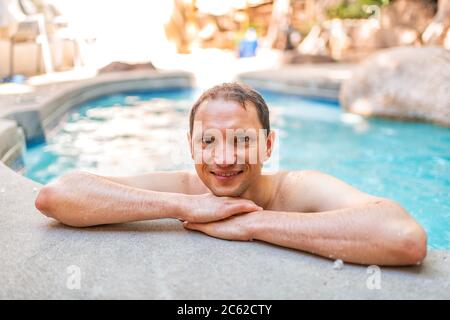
[35, 83, 427, 266]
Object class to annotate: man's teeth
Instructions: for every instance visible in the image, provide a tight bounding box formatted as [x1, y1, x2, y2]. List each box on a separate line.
[214, 171, 240, 177]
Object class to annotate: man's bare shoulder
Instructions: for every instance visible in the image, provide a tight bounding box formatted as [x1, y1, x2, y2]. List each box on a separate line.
[185, 171, 210, 194]
[278, 169, 335, 185]
[271, 170, 377, 212]
[271, 169, 315, 189]
[268, 170, 316, 212]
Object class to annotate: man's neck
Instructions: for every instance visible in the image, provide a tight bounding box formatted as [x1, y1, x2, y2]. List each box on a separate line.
[241, 174, 275, 209]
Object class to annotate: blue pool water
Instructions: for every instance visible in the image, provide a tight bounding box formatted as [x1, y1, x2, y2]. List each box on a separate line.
[24, 89, 450, 249]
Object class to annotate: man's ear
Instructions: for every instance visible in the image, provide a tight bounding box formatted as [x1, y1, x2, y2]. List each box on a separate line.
[265, 130, 275, 160]
[187, 132, 194, 160]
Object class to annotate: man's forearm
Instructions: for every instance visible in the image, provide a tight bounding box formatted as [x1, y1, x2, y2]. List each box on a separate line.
[249, 201, 427, 266]
[35, 171, 186, 227]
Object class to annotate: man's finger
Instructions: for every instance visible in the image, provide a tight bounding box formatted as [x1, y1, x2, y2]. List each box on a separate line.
[242, 200, 263, 211]
[241, 201, 263, 211]
[229, 202, 262, 214]
[183, 221, 204, 231]
[184, 221, 219, 237]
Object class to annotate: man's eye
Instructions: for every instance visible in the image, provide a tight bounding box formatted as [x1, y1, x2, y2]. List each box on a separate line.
[202, 136, 215, 144]
[235, 136, 251, 143]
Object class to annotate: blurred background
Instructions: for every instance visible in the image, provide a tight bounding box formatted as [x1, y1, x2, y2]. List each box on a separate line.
[0, 0, 448, 81]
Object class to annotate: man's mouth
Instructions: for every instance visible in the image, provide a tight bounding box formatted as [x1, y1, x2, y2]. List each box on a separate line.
[210, 170, 244, 180]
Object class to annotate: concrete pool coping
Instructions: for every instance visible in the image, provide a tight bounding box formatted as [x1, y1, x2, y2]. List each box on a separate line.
[237, 63, 355, 101]
[0, 69, 449, 299]
[0, 70, 195, 144]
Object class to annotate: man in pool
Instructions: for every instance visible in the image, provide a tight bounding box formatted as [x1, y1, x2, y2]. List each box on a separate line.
[35, 83, 427, 266]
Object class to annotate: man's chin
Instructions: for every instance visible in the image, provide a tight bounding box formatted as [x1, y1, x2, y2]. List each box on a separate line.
[209, 186, 243, 197]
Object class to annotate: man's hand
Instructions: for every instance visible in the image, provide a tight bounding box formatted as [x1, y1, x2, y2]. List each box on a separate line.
[183, 211, 258, 240]
[181, 193, 262, 223]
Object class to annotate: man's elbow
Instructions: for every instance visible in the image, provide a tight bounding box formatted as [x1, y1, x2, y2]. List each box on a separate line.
[396, 221, 427, 265]
[35, 172, 98, 228]
[35, 186, 88, 227]
[379, 199, 427, 265]
[35, 171, 85, 217]
[35, 185, 57, 217]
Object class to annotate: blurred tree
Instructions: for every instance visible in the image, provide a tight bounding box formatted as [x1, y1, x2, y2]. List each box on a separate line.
[327, 0, 390, 19]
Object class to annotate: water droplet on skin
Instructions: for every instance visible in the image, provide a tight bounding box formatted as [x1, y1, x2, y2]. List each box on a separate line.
[333, 259, 344, 270]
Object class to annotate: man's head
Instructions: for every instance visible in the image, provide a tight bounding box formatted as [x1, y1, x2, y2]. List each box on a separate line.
[188, 83, 275, 197]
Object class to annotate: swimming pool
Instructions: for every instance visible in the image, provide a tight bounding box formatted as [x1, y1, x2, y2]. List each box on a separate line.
[24, 89, 450, 249]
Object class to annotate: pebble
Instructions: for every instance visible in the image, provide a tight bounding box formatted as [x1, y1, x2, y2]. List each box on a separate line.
[333, 259, 344, 270]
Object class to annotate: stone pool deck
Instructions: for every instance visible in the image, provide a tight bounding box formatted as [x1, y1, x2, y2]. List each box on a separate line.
[0, 67, 449, 299]
[1, 161, 449, 299]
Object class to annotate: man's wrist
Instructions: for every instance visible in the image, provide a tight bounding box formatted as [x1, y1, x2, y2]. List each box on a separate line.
[168, 193, 192, 220]
[245, 210, 271, 241]
[142, 192, 191, 220]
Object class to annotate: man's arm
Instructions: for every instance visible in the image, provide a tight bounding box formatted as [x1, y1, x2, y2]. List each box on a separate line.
[183, 171, 427, 266]
[103, 171, 208, 194]
[35, 171, 262, 227]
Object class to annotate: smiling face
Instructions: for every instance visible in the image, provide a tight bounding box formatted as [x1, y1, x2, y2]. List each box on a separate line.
[188, 99, 274, 197]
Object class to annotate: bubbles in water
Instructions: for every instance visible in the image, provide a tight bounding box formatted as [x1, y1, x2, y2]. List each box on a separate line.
[333, 259, 344, 270]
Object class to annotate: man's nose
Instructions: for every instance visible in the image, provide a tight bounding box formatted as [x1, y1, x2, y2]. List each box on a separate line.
[213, 143, 236, 166]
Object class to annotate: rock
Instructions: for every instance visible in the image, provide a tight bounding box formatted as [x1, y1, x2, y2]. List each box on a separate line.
[333, 259, 344, 270]
[381, 0, 436, 35]
[422, 0, 450, 47]
[98, 61, 156, 74]
[340, 46, 450, 126]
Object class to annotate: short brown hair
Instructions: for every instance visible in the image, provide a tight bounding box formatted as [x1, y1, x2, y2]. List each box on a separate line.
[189, 83, 270, 135]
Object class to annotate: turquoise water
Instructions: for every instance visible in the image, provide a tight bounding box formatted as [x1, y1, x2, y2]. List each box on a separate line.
[24, 89, 450, 249]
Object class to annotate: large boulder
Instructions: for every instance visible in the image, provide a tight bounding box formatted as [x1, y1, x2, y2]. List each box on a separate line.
[340, 46, 450, 126]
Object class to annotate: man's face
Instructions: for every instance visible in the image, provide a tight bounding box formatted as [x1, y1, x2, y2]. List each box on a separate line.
[188, 99, 274, 197]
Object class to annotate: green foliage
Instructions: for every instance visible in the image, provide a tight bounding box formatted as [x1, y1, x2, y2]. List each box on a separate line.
[327, 0, 390, 19]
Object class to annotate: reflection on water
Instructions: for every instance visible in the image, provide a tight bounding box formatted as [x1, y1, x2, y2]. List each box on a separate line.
[28, 93, 195, 180]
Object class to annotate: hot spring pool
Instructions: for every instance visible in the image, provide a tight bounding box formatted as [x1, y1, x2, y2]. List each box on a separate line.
[24, 89, 450, 249]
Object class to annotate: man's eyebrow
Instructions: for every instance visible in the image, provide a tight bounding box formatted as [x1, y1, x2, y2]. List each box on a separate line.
[193, 132, 211, 138]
